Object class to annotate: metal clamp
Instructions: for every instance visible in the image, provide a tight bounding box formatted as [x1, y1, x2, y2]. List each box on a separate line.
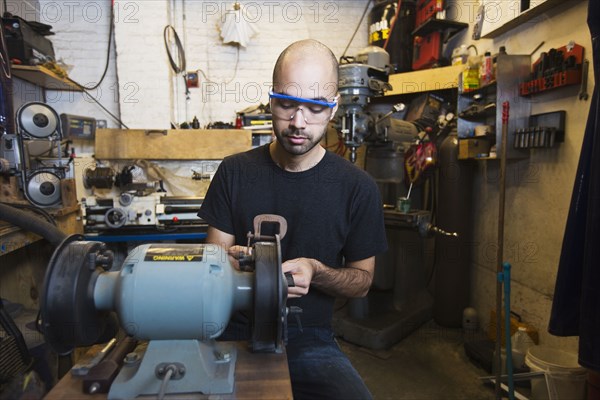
[252, 214, 288, 240]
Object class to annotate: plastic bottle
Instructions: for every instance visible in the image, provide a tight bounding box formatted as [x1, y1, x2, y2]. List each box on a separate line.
[480, 51, 494, 86]
[191, 116, 200, 129]
[452, 44, 469, 65]
[462, 55, 480, 92]
[511, 326, 535, 369]
[235, 114, 243, 129]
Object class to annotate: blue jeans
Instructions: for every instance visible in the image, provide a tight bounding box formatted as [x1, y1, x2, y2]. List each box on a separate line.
[286, 326, 373, 400]
[220, 316, 372, 399]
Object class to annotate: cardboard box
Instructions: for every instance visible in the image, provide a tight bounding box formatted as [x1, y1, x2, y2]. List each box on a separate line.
[458, 138, 492, 159]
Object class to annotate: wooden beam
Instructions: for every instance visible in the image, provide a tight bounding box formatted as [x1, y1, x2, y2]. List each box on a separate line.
[95, 129, 252, 160]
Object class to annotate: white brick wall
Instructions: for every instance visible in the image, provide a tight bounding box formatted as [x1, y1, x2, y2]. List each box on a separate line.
[180, 1, 372, 128]
[15, 0, 123, 128]
[11, 1, 371, 129]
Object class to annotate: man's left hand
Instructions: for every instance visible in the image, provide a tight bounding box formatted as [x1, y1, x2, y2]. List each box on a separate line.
[282, 258, 316, 298]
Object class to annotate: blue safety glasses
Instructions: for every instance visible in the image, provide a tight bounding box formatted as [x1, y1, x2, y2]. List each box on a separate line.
[269, 91, 338, 124]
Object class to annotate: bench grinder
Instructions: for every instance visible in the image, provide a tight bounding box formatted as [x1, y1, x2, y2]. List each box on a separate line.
[39, 216, 289, 399]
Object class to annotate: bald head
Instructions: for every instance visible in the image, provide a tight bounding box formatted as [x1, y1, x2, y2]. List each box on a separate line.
[272, 39, 338, 94]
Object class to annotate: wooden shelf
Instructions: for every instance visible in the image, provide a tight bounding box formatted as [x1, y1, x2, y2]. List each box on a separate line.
[11, 65, 83, 91]
[0, 223, 42, 255]
[385, 64, 462, 96]
[95, 129, 252, 160]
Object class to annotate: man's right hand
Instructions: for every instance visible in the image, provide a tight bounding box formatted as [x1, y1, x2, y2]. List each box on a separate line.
[227, 245, 251, 271]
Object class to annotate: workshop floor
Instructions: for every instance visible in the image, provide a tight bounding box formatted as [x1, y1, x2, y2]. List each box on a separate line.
[339, 320, 498, 400]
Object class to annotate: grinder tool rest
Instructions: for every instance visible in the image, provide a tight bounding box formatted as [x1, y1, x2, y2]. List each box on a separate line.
[39, 215, 291, 399]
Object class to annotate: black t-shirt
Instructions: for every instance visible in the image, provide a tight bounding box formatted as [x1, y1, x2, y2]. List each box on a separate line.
[198, 144, 388, 328]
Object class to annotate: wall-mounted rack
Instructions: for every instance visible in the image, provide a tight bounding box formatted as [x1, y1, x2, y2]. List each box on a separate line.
[513, 110, 566, 149]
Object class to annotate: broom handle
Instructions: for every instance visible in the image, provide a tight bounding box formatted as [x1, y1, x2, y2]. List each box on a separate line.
[495, 101, 510, 399]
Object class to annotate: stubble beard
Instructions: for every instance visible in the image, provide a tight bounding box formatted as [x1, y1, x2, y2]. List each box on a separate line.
[274, 125, 328, 156]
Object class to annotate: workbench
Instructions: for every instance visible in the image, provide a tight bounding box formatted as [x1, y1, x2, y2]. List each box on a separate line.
[45, 342, 293, 399]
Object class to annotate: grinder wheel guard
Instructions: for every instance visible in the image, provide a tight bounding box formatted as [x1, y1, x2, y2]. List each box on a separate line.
[252, 236, 287, 353]
[39, 234, 117, 355]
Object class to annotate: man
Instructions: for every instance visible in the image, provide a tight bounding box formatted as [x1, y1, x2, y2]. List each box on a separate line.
[198, 39, 387, 399]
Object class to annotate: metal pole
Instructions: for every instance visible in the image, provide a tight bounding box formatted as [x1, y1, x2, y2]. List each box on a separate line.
[504, 262, 515, 400]
[495, 101, 510, 399]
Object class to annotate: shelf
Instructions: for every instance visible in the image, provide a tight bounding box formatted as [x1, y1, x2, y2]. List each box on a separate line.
[481, 0, 564, 39]
[458, 104, 497, 121]
[412, 18, 469, 42]
[0, 223, 42, 255]
[11, 65, 83, 91]
[456, 54, 531, 159]
[386, 64, 462, 96]
[459, 81, 497, 97]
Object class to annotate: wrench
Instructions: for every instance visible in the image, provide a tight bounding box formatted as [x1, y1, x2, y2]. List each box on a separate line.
[579, 59, 589, 100]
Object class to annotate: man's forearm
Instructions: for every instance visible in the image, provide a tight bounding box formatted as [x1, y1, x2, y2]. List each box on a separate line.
[310, 259, 373, 298]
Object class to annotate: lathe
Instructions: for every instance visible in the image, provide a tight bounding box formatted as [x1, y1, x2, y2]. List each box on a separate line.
[40, 215, 290, 399]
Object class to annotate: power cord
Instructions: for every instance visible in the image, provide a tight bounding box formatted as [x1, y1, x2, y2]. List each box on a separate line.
[64, 85, 129, 129]
[163, 25, 189, 98]
[61, 3, 128, 129]
[341, 0, 373, 60]
[194, 46, 240, 86]
[66, 3, 114, 91]
[157, 364, 177, 400]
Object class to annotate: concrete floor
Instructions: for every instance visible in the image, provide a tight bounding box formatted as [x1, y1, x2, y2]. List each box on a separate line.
[339, 320, 499, 400]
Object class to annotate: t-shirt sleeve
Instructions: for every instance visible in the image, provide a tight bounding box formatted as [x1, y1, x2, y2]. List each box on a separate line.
[342, 175, 388, 262]
[197, 160, 235, 235]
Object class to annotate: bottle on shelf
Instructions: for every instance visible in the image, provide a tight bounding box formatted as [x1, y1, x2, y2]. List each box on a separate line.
[235, 113, 244, 129]
[452, 44, 469, 65]
[191, 116, 200, 129]
[480, 51, 494, 86]
[462, 55, 481, 92]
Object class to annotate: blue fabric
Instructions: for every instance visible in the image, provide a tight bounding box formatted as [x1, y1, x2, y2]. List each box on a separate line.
[549, 0, 600, 372]
[286, 327, 373, 400]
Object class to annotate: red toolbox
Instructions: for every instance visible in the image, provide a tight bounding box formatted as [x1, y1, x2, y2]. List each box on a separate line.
[416, 0, 444, 27]
[412, 31, 442, 70]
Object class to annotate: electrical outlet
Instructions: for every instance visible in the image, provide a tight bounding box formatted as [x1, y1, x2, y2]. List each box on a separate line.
[186, 72, 199, 88]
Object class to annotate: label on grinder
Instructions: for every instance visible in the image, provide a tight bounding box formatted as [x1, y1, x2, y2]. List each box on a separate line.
[144, 245, 204, 262]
